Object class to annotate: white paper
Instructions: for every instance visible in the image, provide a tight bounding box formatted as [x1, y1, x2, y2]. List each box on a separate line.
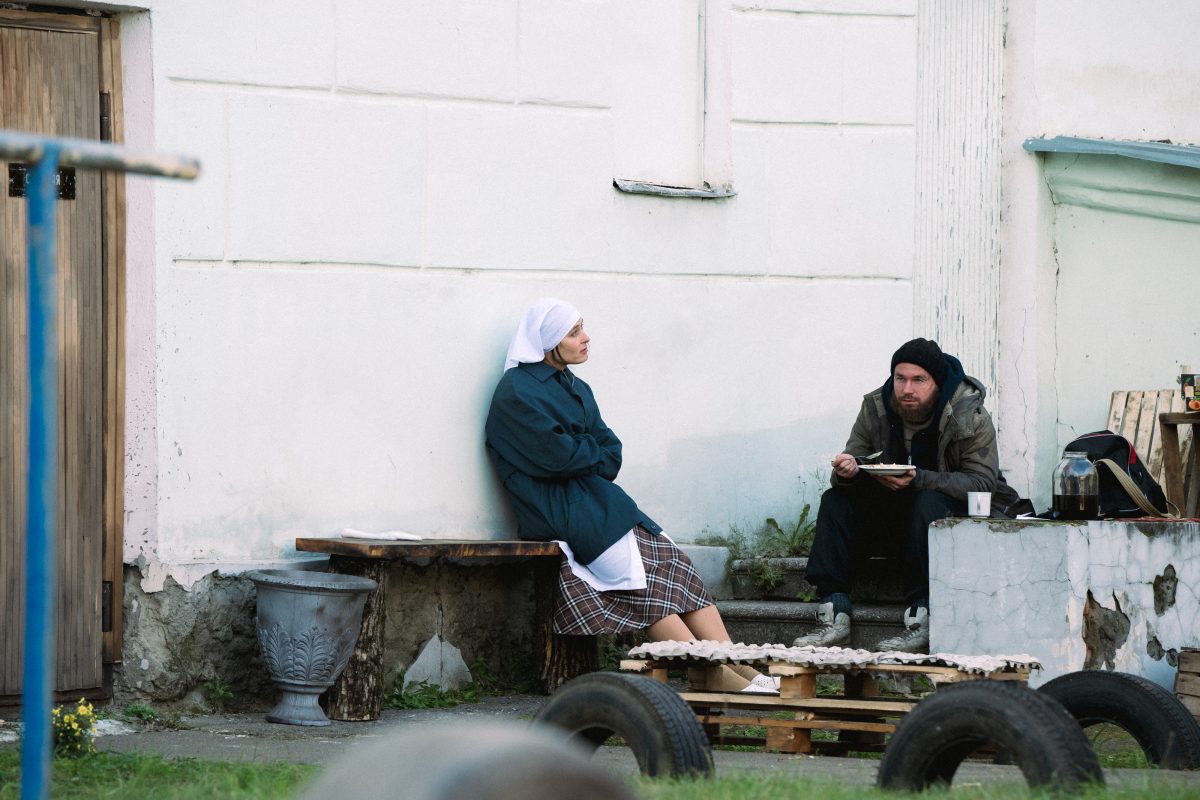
[339, 528, 423, 541]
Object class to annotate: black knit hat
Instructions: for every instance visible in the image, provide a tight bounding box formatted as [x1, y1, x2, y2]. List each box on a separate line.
[891, 338, 947, 386]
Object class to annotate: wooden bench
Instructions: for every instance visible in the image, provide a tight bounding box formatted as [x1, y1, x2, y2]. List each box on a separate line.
[293, 537, 596, 721]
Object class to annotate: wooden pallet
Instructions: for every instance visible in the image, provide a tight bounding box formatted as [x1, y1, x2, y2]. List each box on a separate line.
[1106, 389, 1192, 488]
[621, 658, 1031, 755]
[1176, 648, 1200, 723]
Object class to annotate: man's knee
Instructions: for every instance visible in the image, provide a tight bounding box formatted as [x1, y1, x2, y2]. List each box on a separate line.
[818, 486, 853, 516]
[909, 489, 958, 525]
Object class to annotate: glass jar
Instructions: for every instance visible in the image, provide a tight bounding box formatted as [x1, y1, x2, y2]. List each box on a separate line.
[1052, 451, 1099, 520]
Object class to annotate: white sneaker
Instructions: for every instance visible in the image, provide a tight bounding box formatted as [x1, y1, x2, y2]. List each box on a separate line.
[876, 606, 930, 653]
[792, 601, 851, 648]
[740, 674, 780, 695]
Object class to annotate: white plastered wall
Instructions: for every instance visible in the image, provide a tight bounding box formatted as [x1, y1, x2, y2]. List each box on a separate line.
[118, 0, 919, 591]
[998, 1, 1200, 508]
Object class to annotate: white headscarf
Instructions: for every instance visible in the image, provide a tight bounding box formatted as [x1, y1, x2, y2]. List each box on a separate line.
[504, 298, 582, 371]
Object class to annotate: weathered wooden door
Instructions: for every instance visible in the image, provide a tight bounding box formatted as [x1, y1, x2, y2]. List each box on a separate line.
[1, 8, 123, 700]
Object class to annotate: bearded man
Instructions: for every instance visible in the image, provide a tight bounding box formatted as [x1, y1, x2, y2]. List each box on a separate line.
[794, 338, 1017, 652]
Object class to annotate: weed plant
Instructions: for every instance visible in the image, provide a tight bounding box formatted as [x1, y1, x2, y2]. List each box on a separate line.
[383, 679, 482, 709]
[201, 678, 233, 712]
[698, 504, 817, 595]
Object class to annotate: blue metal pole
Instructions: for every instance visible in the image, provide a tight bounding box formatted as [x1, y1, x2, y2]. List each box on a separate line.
[21, 146, 60, 800]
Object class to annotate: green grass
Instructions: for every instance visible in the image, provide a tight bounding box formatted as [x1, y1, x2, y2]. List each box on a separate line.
[0, 750, 315, 800]
[0, 744, 1188, 800]
[631, 774, 1197, 800]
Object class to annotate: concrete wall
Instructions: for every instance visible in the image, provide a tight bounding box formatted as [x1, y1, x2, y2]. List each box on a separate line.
[115, 560, 543, 703]
[997, 1, 1200, 507]
[930, 519, 1200, 690]
[121, 0, 918, 594]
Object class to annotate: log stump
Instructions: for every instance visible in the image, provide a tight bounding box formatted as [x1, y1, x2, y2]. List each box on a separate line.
[325, 556, 389, 721]
[535, 558, 598, 692]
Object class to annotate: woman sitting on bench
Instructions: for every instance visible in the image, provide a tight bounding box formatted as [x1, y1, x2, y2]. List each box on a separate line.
[485, 298, 775, 694]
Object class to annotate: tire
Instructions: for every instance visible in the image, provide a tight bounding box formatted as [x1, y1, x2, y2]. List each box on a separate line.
[1039, 670, 1200, 770]
[532, 672, 714, 778]
[878, 680, 1103, 792]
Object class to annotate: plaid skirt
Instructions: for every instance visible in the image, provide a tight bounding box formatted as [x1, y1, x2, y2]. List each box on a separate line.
[552, 527, 713, 635]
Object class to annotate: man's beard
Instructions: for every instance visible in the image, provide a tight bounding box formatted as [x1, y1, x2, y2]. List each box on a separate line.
[891, 392, 938, 425]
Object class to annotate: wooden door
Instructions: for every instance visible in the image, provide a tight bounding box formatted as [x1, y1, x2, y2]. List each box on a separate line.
[0, 8, 123, 700]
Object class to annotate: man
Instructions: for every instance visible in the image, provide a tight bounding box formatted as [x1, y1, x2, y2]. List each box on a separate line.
[794, 338, 1017, 652]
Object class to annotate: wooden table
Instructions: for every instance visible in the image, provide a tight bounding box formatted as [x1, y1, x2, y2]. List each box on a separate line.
[622, 658, 1030, 755]
[1158, 412, 1200, 517]
[294, 537, 594, 720]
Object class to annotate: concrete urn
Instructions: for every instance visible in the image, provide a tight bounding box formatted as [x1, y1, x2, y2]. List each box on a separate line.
[247, 569, 377, 726]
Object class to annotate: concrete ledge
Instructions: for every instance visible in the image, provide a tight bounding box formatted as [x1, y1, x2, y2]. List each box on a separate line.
[930, 518, 1200, 689]
[679, 544, 733, 599]
[718, 600, 906, 649]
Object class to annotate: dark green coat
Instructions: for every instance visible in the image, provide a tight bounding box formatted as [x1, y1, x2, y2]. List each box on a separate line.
[484, 361, 660, 564]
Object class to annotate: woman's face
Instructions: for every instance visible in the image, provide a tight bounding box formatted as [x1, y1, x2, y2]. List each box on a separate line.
[546, 318, 589, 369]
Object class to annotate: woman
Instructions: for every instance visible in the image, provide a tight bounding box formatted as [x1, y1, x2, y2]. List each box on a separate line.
[484, 298, 775, 694]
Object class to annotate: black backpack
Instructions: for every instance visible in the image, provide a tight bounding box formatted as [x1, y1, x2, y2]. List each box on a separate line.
[1062, 431, 1173, 518]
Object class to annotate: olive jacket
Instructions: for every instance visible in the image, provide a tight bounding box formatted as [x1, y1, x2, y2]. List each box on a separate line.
[836, 359, 1011, 502]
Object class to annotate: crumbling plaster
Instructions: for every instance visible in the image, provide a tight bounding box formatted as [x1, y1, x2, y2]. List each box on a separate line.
[930, 519, 1200, 689]
[116, 558, 541, 704]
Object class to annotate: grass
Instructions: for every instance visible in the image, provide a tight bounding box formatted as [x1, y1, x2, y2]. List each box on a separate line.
[0, 735, 1183, 800]
[631, 773, 1198, 800]
[0, 750, 315, 800]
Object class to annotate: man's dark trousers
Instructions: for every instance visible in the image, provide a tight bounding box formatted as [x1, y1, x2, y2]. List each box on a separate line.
[805, 479, 966, 608]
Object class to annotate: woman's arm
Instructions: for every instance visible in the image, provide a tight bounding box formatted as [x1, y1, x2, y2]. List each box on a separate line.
[489, 384, 622, 480]
[588, 409, 622, 481]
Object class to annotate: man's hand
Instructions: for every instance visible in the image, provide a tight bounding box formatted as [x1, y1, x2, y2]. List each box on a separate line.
[876, 470, 915, 491]
[831, 452, 859, 479]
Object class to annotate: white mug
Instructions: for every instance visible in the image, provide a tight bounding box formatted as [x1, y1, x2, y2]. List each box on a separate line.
[967, 492, 991, 518]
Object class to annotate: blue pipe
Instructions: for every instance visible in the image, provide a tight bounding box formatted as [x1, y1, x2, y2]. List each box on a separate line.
[21, 146, 60, 800]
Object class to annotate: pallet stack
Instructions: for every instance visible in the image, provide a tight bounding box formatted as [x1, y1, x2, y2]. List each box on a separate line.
[1176, 648, 1200, 723]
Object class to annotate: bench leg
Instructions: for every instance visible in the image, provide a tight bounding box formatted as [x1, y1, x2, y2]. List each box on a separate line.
[325, 556, 388, 721]
[534, 558, 598, 692]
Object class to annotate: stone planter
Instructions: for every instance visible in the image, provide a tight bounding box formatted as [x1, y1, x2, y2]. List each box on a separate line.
[247, 569, 377, 726]
[729, 557, 814, 601]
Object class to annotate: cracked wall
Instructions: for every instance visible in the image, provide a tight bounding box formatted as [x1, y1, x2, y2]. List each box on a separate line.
[930, 519, 1200, 689]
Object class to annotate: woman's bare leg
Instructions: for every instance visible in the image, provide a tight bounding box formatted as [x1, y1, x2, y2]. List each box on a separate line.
[679, 604, 731, 641]
[646, 613, 694, 641]
[644, 606, 766, 692]
[647, 605, 731, 642]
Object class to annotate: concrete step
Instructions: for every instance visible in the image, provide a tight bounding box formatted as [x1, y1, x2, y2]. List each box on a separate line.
[717, 600, 909, 650]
